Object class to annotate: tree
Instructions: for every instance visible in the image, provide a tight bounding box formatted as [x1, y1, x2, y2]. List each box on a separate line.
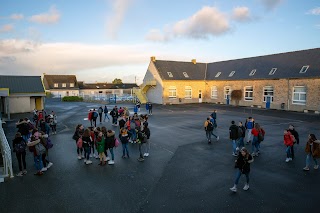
[231, 90, 242, 106]
[112, 78, 123, 84]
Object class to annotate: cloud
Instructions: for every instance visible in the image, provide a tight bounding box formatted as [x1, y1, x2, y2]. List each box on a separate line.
[10, 14, 24, 20]
[260, 0, 283, 10]
[307, 7, 320, 15]
[29, 6, 60, 24]
[0, 24, 14, 33]
[145, 29, 170, 42]
[232, 7, 251, 22]
[106, 0, 132, 39]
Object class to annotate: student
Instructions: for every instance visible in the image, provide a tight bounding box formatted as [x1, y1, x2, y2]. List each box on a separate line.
[98, 106, 103, 124]
[251, 123, 265, 157]
[211, 110, 217, 128]
[288, 124, 299, 159]
[89, 127, 98, 159]
[88, 110, 93, 127]
[38, 132, 53, 172]
[204, 118, 214, 144]
[27, 135, 44, 176]
[118, 115, 126, 131]
[110, 107, 119, 126]
[119, 128, 130, 158]
[142, 122, 151, 157]
[148, 102, 153, 115]
[92, 109, 98, 127]
[73, 124, 84, 159]
[12, 132, 27, 176]
[137, 128, 147, 162]
[303, 134, 320, 171]
[237, 122, 246, 152]
[283, 129, 294, 162]
[103, 105, 110, 122]
[229, 121, 239, 156]
[245, 117, 255, 144]
[49, 111, 57, 135]
[82, 129, 93, 165]
[96, 131, 106, 165]
[105, 129, 115, 165]
[230, 147, 254, 192]
[129, 117, 137, 143]
[209, 116, 219, 141]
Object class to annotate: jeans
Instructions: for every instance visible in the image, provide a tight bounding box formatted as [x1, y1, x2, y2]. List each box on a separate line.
[42, 153, 49, 167]
[234, 169, 250, 185]
[109, 148, 114, 160]
[122, 143, 129, 157]
[51, 125, 57, 132]
[251, 136, 259, 153]
[145, 139, 150, 153]
[92, 119, 97, 127]
[84, 147, 90, 160]
[130, 129, 136, 141]
[211, 131, 218, 138]
[306, 153, 318, 167]
[148, 108, 152, 114]
[206, 130, 212, 141]
[286, 146, 292, 158]
[16, 152, 26, 171]
[237, 137, 244, 149]
[99, 113, 103, 123]
[139, 143, 143, 158]
[34, 155, 43, 171]
[112, 117, 117, 125]
[246, 129, 253, 143]
[22, 135, 29, 143]
[104, 113, 110, 121]
[291, 145, 295, 158]
[231, 139, 237, 154]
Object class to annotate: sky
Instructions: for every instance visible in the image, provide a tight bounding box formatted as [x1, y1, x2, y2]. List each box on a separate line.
[0, 0, 319, 84]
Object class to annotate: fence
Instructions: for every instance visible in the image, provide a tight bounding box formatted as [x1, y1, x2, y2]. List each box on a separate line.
[0, 119, 14, 181]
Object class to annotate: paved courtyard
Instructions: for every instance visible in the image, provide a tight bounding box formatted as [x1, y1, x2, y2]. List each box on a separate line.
[1, 99, 320, 213]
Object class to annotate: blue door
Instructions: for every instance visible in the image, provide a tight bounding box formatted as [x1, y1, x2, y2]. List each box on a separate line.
[266, 96, 271, 109]
[226, 95, 230, 105]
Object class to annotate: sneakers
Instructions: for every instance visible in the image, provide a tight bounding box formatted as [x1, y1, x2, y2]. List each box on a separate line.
[94, 154, 99, 159]
[251, 153, 256, 157]
[138, 157, 144, 162]
[289, 158, 292, 161]
[144, 153, 149, 157]
[216, 136, 220, 141]
[89, 154, 93, 158]
[230, 185, 237, 192]
[314, 165, 319, 170]
[108, 160, 115, 165]
[84, 159, 87, 163]
[86, 160, 92, 165]
[232, 153, 238, 157]
[22, 170, 27, 175]
[77, 155, 82, 160]
[243, 184, 250, 191]
[47, 162, 53, 169]
[16, 171, 23, 177]
[303, 167, 310, 171]
[285, 158, 290, 163]
[105, 156, 111, 161]
[41, 167, 47, 172]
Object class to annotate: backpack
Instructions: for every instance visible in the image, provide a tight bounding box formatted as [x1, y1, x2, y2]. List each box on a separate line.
[246, 121, 253, 129]
[93, 112, 98, 118]
[206, 122, 213, 131]
[15, 140, 27, 153]
[35, 143, 46, 155]
[46, 138, 53, 149]
[258, 130, 264, 142]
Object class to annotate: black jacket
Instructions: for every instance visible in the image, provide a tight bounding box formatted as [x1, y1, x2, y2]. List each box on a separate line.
[288, 129, 299, 144]
[229, 124, 239, 140]
[235, 154, 253, 174]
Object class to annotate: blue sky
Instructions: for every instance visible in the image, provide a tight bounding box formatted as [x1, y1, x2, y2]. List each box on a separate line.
[0, 0, 319, 83]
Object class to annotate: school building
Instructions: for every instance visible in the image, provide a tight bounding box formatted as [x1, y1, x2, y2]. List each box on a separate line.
[136, 48, 320, 112]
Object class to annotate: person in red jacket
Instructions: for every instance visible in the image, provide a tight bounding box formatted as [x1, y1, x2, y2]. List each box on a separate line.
[251, 123, 265, 157]
[88, 110, 93, 127]
[284, 129, 294, 162]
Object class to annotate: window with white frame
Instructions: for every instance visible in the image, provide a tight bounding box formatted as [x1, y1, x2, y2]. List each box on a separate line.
[167, 72, 173, 78]
[169, 86, 177, 98]
[229, 71, 235, 77]
[249, 69, 256, 76]
[224, 86, 231, 99]
[185, 86, 192, 99]
[215, 72, 221, 78]
[183, 72, 189, 78]
[54, 83, 58, 88]
[62, 83, 67, 87]
[244, 86, 254, 101]
[263, 86, 274, 102]
[299, 65, 309, 74]
[292, 86, 306, 104]
[211, 86, 218, 99]
[269, 68, 277, 75]
[70, 83, 74, 87]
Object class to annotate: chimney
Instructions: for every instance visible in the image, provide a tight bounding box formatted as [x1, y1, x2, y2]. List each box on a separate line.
[151, 56, 156, 62]
[192, 59, 196, 64]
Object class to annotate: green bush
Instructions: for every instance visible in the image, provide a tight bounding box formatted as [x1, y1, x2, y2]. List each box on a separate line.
[62, 96, 83, 102]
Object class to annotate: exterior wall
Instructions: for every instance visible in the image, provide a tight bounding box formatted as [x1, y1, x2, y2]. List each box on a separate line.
[30, 97, 36, 110]
[8, 97, 31, 113]
[162, 80, 206, 104]
[204, 79, 320, 111]
[79, 89, 131, 97]
[144, 62, 164, 104]
[50, 89, 79, 98]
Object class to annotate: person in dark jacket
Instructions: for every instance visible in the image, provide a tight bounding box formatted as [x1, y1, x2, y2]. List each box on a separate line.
[73, 124, 84, 159]
[82, 128, 92, 165]
[119, 128, 130, 158]
[16, 119, 30, 142]
[118, 115, 126, 131]
[245, 117, 255, 144]
[288, 124, 299, 159]
[229, 121, 239, 156]
[98, 106, 103, 124]
[148, 102, 153, 115]
[12, 132, 27, 176]
[103, 106, 110, 122]
[237, 121, 246, 152]
[105, 129, 115, 165]
[142, 123, 151, 157]
[230, 147, 254, 192]
[110, 108, 119, 126]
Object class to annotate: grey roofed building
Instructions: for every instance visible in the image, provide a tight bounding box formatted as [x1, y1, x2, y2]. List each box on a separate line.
[78, 82, 138, 90]
[0, 75, 45, 94]
[43, 74, 79, 90]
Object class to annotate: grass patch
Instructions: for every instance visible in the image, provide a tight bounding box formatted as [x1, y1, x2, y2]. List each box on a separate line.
[62, 96, 83, 102]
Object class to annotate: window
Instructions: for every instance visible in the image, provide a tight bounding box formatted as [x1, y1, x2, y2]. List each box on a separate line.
[183, 72, 189, 78]
[224, 86, 231, 99]
[292, 86, 306, 105]
[70, 83, 74, 87]
[299, 65, 309, 74]
[211, 86, 218, 99]
[54, 83, 58, 88]
[263, 86, 274, 102]
[167, 72, 173, 78]
[229, 71, 235, 77]
[244, 86, 254, 101]
[269, 68, 277, 75]
[249, 69, 256, 76]
[215, 72, 221, 78]
[185, 86, 192, 99]
[169, 86, 177, 98]
[62, 83, 67, 87]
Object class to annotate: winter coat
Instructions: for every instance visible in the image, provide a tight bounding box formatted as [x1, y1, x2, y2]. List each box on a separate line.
[142, 127, 151, 139]
[12, 137, 26, 153]
[96, 136, 105, 153]
[288, 129, 299, 144]
[119, 133, 129, 144]
[245, 120, 254, 129]
[119, 118, 126, 128]
[229, 124, 239, 140]
[235, 154, 254, 174]
[88, 112, 93, 120]
[238, 126, 246, 138]
[305, 139, 320, 158]
[105, 131, 115, 149]
[98, 107, 103, 114]
[284, 132, 294, 146]
[82, 136, 92, 149]
[74, 128, 84, 141]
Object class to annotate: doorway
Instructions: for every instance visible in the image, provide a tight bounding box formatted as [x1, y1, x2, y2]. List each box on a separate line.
[198, 90, 202, 103]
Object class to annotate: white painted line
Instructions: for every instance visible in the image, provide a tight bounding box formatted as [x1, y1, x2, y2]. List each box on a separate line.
[84, 118, 88, 120]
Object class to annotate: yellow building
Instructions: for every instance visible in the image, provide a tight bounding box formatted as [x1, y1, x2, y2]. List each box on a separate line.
[139, 48, 320, 112]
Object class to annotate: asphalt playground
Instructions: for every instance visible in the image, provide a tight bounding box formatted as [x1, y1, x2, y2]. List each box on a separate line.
[1, 99, 319, 213]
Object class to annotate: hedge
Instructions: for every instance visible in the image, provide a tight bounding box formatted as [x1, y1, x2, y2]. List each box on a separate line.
[62, 96, 83, 102]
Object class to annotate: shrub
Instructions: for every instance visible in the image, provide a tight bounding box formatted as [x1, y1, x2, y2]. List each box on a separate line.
[62, 96, 83, 102]
[231, 90, 242, 106]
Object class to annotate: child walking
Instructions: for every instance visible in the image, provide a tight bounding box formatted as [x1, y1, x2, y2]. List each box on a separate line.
[284, 129, 294, 162]
[303, 134, 320, 171]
